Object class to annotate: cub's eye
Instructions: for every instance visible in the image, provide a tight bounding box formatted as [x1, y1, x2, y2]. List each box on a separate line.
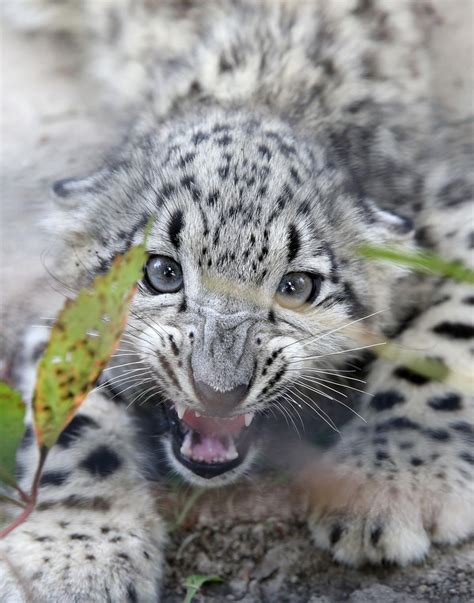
[275, 272, 321, 309]
[145, 255, 183, 294]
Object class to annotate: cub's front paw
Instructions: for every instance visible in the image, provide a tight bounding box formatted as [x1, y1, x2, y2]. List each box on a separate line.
[306, 458, 474, 567]
[0, 505, 165, 602]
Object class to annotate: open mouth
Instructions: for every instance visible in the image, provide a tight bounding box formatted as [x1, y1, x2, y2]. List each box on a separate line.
[167, 403, 260, 479]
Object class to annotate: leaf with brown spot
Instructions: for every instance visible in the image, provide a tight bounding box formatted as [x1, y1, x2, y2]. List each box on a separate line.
[33, 242, 147, 449]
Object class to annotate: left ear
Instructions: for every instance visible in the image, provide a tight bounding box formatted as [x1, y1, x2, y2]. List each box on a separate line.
[363, 198, 414, 245]
[356, 199, 417, 325]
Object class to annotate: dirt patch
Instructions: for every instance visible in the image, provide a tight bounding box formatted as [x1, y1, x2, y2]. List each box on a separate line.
[157, 481, 474, 602]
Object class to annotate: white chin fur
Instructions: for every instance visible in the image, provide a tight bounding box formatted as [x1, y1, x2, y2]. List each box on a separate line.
[163, 436, 259, 488]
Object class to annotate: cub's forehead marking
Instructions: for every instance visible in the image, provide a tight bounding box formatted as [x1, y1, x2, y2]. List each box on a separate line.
[287, 224, 301, 263]
[168, 209, 184, 249]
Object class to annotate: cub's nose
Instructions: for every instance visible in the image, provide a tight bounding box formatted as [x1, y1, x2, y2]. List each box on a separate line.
[193, 380, 248, 416]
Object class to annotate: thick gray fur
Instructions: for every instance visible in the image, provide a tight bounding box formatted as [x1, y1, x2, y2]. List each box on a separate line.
[1, 1, 473, 601]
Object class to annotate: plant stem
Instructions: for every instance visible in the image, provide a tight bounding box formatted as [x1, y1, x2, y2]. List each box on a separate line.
[30, 446, 48, 504]
[0, 497, 36, 539]
[0, 494, 26, 509]
[14, 484, 30, 505]
[183, 587, 198, 603]
[0, 446, 48, 539]
[172, 488, 205, 532]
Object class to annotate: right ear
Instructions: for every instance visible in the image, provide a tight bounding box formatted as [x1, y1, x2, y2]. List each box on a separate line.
[45, 172, 106, 245]
[51, 173, 103, 207]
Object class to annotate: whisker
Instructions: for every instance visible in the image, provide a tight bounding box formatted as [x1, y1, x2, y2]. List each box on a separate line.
[129, 309, 170, 341]
[273, 399, 295, 434]
[273, 399, 291, 426]
[122, 327, 157, 348]
[92, 376, 145, 395]
[93, 379, 143, 396]
[262, 406, 279, 422]
[128, 382, 166, 408]
[121, 332, 157, 353]
[295, 376, 348, 399]
[140, 313, 171, 339]
[297, 374, 370, 397]
[288, 387, 340, 433]
[110, 353, 152, 363]
[289, 341, 386, 362]
[294, 382, 367, 424]
[40, 248, 77, 299]
[279, 309, 386, 352]
[117, 334, 154, 354]
[99, 367, 152, 386]
[286, 367, 366, 383]
[280, 393, 305, 434]
[131, 384, 172, 410]
[105, 376, 156, 401]
[115, 347, 140, 353]
[103, 360, 146, 371]
[92, 369, 152, 392]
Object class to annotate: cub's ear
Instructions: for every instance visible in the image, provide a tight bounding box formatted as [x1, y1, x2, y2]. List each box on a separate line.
[357, 199, 416, 320]
[52, 177, 84, 199]
[372, 206, 413, 235]
[46, 172, 106, 244]
[51, 174, 102, 208]
[361, 197, 414, 244]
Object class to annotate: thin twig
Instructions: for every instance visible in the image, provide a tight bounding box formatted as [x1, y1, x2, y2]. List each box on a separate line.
[0, 447, 48, 539]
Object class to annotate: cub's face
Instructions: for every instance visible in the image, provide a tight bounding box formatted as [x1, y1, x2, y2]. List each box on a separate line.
[51, 111, 411, 485]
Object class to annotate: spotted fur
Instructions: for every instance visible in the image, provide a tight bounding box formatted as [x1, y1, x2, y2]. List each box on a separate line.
[1, 1, 473, 600]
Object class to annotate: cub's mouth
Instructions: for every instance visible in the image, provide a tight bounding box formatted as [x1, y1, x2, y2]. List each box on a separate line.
[166, 403, 260, 479]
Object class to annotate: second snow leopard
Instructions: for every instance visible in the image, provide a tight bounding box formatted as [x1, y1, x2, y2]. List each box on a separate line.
[1, 1, 473, 600]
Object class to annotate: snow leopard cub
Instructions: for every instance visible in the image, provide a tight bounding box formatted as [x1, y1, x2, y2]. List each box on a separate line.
[1, 1, 473, 601]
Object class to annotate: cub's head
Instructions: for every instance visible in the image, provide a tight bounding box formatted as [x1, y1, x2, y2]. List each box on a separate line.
[49, 110, 412, 485]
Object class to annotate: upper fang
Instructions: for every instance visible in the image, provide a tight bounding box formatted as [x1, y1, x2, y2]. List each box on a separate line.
[244, 412, 254, 427]
[175, 402, 186, 419]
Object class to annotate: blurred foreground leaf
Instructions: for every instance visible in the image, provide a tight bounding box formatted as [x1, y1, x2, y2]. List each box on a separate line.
[358, 245, 474, 284]
[0, 383, 25, 488]
[183, 574, 223, 603]
[2, 230, 151, 539]
[33, 243, 147, 450]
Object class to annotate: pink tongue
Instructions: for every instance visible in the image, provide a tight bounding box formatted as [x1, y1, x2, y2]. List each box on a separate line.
[180, 431, 238, 464]
[179, 410, 243, 464]
[182, 410, 245, 437]
[193, 436, 226, 461]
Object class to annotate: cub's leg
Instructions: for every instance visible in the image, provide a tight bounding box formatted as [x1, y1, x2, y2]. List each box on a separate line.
[308, 282, 474, 566]
[308, 166, 474, 566]
[0, 330, 166, 602]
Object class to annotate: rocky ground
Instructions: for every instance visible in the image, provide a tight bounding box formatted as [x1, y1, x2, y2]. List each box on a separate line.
[1, 3, 473, 602]
[158, 481, 474, 602]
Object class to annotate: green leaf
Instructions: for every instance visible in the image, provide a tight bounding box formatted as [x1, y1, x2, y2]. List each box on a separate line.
[0, 382, 25, 487]
[183, 574, 223, 603]
[33, 243, 147, 449]
[358, 245, 474, 284]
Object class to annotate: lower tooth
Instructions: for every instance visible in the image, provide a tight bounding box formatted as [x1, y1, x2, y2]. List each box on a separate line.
[225, 438, 239, 460]
[180, 432, 193, 458]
